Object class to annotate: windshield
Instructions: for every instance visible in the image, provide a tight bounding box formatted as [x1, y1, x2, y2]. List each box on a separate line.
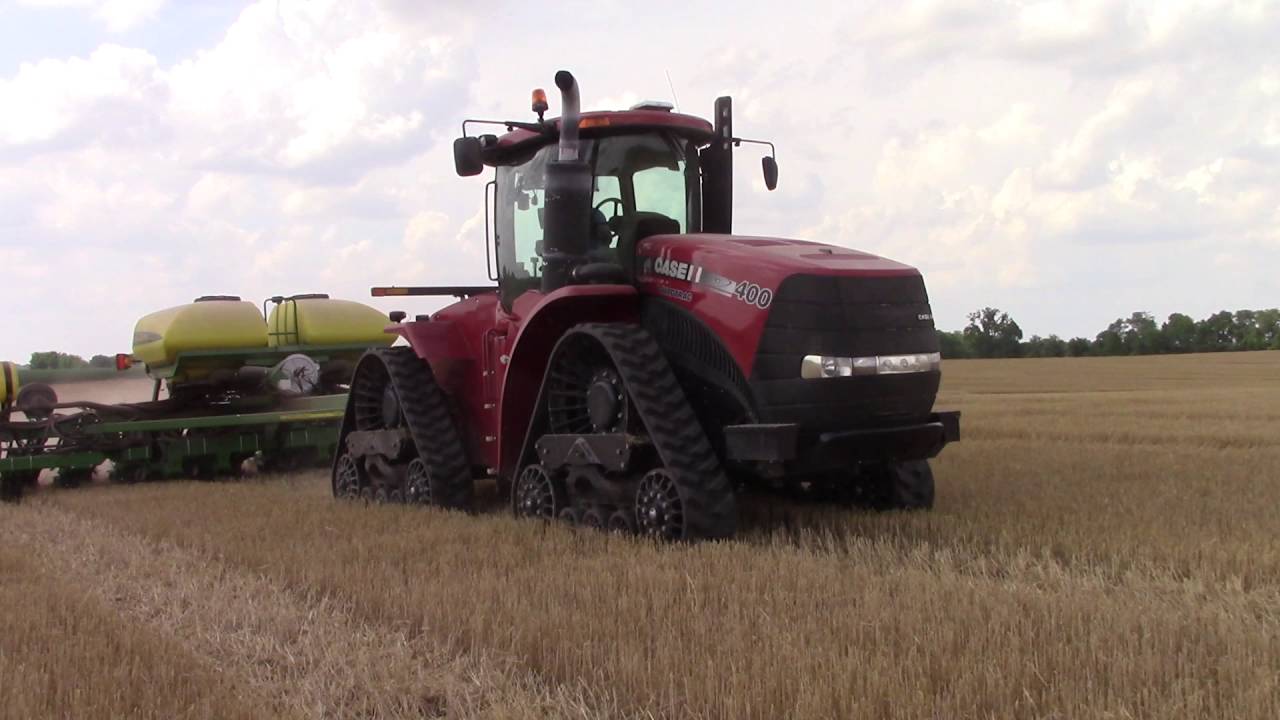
[495, 131, 698, 307]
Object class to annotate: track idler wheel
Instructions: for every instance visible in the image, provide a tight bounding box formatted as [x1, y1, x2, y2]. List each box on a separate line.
[513, 464, 564, 520]
[333, 452, 363, 500]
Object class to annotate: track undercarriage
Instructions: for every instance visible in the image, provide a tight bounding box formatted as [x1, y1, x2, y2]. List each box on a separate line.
[333, 323, 738, 540]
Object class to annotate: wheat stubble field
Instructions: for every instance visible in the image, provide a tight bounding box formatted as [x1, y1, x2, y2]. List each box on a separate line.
[1, 352, 1277, 719]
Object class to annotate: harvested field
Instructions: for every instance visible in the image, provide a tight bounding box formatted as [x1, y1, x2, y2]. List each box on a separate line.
[2, 352, 1278, 719]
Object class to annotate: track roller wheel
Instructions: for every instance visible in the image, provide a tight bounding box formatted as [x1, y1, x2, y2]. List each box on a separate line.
[513, 463, 564, 520]
[557, 507, 580, 526]
[387, 487, 404, 504]
[607, 509, 636, 535]
[405, 458, 431, 505]
[333, 452, 363, 499]
[635, 468, 686, 541]
[580, 507, 606, 530]
[374, 486, 389, 504]
[359, 486, 375, 503]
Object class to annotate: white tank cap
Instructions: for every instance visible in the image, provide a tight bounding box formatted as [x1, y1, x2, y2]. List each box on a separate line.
[629, 101, 674, 112]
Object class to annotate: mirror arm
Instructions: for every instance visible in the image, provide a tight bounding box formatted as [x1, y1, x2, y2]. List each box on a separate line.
[462, 118, 555, 138]
[732, 137, 776, 159]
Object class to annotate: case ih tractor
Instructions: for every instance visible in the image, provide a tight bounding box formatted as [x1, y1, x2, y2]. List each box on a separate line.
[332, 71, 959, 540]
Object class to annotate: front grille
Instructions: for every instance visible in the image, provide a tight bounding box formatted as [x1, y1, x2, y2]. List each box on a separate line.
[751, 273, 940, 430]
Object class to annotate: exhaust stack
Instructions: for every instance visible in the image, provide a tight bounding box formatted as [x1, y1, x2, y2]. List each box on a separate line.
[540, 70, 593, 293]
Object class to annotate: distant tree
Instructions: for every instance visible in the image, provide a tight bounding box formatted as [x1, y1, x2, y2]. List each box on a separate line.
[1066, 337, 1092, 357]
[1022, 335, 1066, 357]
[1125, 312, 1163, 354]
[1022, 335, 1045, 357]
[963, 307, 1023, 358]
[1041, 335, 1067, 357]
[939, 307, 1279, 359]
[28, 351, 89, 369]
[89, 354, 114, 369]
[1256, 308, 1280, 349]
[1231, 310, 1266, 350]
[1195, 311, 1237, 352]
[937, 330, 969, 359]
[1097, 312, 1162, 355]
[1093, 326, 1124, 356]
[1162, 313, 1197, 353]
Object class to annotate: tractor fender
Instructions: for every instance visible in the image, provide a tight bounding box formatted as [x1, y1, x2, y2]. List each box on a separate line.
[498, 284, 639, 478]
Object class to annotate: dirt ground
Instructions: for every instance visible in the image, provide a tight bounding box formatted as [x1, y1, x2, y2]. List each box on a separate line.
[2, 352, 1278, 719]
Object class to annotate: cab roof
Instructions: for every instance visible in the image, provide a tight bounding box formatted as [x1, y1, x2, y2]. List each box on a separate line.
[486, 109, 715, 163]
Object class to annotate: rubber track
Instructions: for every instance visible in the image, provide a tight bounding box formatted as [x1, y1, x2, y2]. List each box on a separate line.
[335, 348, 473, 510]
[565, 323, 737, 540]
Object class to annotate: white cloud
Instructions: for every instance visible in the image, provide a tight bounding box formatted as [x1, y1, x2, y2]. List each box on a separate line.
[0, 44, 164, 150]
[18, 0, 166, 32]
[2, 0, 1280, 360]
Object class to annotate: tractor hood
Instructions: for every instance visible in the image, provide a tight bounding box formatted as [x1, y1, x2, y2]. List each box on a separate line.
[636, 233, 920, 302]
[635, 233, 931, 378]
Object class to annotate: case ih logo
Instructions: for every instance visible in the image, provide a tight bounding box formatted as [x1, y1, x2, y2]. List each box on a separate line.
[640, 249, 774, 310]
[648, 253, 703, 283]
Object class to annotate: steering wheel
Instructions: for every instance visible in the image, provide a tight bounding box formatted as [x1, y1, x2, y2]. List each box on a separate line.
[594, 197, 624, 222]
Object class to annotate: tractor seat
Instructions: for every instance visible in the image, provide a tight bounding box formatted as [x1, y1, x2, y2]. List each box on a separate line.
[587, 208, 617, 262]
[633, 213, 680, 241]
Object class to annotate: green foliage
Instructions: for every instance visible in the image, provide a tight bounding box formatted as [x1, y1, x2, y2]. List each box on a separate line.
[88, 354, 114, 369]
[27, 351, 89, 370]
[963, 307, 1023, 358]
[941, 308, 1280, 359]
[937, 330, 970, 359]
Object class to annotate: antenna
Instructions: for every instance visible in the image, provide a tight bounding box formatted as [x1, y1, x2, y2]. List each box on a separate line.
[665, 70, 681, 112]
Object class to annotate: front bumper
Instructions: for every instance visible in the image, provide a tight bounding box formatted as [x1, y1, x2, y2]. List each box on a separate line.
[723, 411, 961, 466]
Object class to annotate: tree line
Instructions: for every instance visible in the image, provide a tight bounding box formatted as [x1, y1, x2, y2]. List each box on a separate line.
[939, 308, 1280, 359]
[24, 351, 115, 370]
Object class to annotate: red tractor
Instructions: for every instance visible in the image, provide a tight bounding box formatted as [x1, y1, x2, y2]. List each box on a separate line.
[332, 71, 960, 540]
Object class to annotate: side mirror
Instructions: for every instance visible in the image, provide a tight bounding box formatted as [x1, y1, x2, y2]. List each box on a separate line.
[762, 156, 778, 191]
[453, 137, 484, 177]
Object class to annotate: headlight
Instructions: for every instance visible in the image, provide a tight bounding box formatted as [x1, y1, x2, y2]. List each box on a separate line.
[800, 352, 940, 379]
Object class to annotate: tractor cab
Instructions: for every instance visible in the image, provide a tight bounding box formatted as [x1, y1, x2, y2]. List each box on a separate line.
[453, 87, 778, 310]
[493, 126, 697, 307]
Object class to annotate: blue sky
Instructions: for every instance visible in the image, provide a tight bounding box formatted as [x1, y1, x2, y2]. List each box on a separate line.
[2, 0, 1278, 360]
